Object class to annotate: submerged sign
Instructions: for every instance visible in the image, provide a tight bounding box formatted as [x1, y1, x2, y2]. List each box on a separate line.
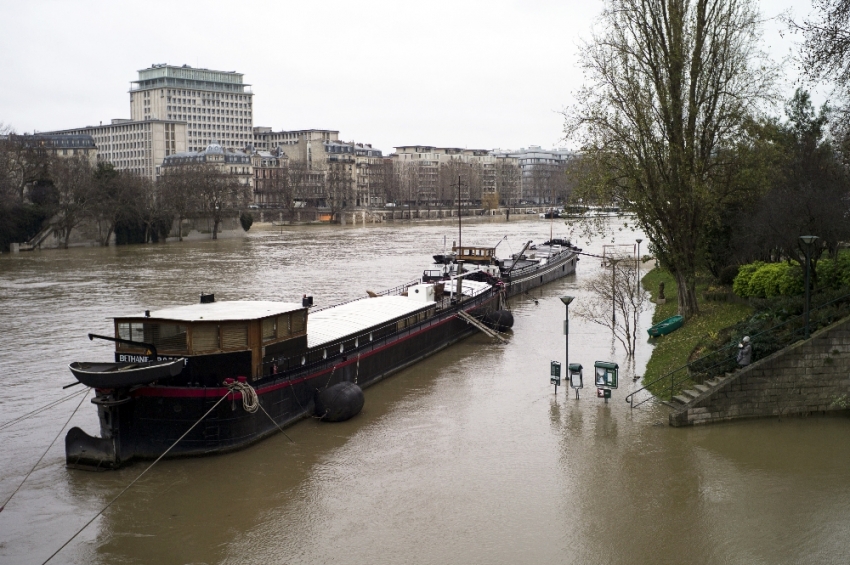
[550, 361, 562, 386]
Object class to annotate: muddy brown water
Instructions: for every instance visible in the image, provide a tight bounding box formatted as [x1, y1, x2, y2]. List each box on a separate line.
[1, 218, 849, 565]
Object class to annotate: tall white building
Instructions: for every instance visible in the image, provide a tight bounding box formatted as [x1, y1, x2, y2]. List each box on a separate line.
[130, 64, 253, 153]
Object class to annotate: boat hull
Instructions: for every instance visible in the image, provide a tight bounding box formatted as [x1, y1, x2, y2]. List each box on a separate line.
[647, 315, 684, 337]
[503, 249, 579, 297]
[66, 292, 500, 470]
[69, 359, 186, 389]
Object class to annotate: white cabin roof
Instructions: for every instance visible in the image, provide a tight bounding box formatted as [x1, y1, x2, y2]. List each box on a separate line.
[308, 296, 432, 348]
[131, 301, 304, 322]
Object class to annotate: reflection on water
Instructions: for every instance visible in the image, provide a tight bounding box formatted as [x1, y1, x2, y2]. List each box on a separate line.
[1, 218, 849, 565]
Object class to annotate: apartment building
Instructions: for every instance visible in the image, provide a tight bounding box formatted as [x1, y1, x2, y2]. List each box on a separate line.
[491, 146, 573, 203]
[391, 146, 515, 205]
[251, 149, 289, 208]
[161, 143, 253, 190]
[130, 64, 253, 153]
[41, 119, 186, 179]
[2, 133, 98, 167]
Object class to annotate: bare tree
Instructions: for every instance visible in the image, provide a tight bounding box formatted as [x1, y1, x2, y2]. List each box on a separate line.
[198, 165, 249, 239]
[494, 159, 520, 209]
[324, 160, 354, 221]
[565, 0, 777, 319]
[287, 159, 313, 209]
[0, 133, 51, 203]
[90, 164, 150, 246]
[573, 261, 650, 357]
[50, 155, 93, 248]
[159, 164, 203, 241]
[790, 0, 850, 140]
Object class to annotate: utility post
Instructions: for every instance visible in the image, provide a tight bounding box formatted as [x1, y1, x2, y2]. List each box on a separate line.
[451, 175, 466, 250]
[800, 235, 819, 339]
[609, 258, 618, 327]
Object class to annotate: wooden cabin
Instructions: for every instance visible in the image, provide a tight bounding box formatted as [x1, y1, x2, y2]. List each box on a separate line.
[113, 300, 308, 383]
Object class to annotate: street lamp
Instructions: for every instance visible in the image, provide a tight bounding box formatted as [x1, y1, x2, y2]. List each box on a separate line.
[635, 239, 643, 269]
[608, 258, 620, 327]
[560, 295, 575, 392]
[800, 235, 819, 339]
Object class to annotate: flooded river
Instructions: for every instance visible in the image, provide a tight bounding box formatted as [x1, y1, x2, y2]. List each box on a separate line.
[1, 218, 849, 565]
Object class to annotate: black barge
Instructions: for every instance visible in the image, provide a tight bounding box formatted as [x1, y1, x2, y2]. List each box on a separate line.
[66, 277, 503, 470]
[424, 239, 580, 298]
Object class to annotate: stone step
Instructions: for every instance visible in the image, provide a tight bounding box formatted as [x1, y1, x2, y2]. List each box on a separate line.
[705, 378, 721, 387]
[694, 384, 710, 394]
[660, 400, 679, 410]
[672, 395, 692, 405]
[682, 389, 700, 400]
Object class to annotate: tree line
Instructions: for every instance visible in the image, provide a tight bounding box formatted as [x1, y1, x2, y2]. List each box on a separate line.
[565, 0, 850, 319]
[0, 134, 250, 250]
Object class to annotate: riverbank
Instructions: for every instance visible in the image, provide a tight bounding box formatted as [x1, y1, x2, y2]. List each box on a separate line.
[5, 207, 553, 253]
[641, 268, 752, 395]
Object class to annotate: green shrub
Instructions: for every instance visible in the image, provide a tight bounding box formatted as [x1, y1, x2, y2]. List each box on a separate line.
[816, 253, 850, 289]
[733, 261, 802, 298]
[733, 262, 764, 297]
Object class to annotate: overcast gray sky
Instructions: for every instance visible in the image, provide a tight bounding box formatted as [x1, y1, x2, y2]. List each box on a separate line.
[0, 0, 821, 154]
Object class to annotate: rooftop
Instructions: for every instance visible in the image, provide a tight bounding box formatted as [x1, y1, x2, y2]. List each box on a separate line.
[307, 296, 432, 348]
[129, 300, 303, 322]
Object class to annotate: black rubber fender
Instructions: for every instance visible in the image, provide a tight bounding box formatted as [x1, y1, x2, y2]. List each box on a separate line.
[314, 381, 365, 422]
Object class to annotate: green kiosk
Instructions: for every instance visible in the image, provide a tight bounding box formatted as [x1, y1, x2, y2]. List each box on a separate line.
[594, 361, 619, 402]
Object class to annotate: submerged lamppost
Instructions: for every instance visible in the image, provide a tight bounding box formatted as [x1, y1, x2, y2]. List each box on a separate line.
[800, 235, 819, 339]
[560, 295, 575, 388]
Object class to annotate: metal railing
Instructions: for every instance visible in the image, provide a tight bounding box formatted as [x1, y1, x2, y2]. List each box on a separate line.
[626, 290, 850, 409]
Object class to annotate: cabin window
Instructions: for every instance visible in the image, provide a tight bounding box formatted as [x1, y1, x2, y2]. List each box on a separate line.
[117, 322, 187, 351]
[117, 322, 144, 343]
[262, 318, 276, 342]
[277, 314, 291, 338]
[291, 310, 306, 334]
[221, 324, 249, 350]
[193, 324, 219, 352]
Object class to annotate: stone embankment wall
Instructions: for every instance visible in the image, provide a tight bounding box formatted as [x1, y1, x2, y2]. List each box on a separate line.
[670, 317, 850, 426]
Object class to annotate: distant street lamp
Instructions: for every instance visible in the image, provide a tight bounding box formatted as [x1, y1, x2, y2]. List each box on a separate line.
[800, 235, 819, 339]
[560, 296, 575, 391]
[609, 258, 620, 327]
[635, 239, 643, 269]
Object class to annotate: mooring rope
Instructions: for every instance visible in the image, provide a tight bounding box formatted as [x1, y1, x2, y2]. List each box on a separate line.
[40, 389, 233, 565]
[224, 380, 295, 442]
[225, 380, 259, 413]
[0, 388, 89, 432]
[1, 387, 90, 514]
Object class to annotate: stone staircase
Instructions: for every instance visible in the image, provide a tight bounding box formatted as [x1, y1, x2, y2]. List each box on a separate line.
[666, 373, 737, 420]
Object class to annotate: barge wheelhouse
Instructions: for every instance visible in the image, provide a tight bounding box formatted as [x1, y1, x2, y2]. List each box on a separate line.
[425, 240, 580, 298]
[66, 278, 502, 470]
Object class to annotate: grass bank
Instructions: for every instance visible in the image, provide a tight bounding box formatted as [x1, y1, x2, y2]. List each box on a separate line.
[641, 269, 752, 397]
